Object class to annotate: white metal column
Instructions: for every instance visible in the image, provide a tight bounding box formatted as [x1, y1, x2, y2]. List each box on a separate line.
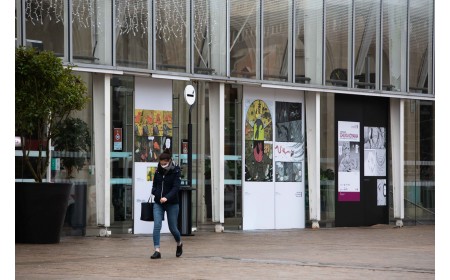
[305, 92, 321, 229]
[209, 83, 225, 232]
[93, 73, 111, 234]
[390, 98, 405, 227]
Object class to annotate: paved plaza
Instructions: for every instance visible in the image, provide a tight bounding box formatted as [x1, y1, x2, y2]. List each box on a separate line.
[15, 224, 435, 279]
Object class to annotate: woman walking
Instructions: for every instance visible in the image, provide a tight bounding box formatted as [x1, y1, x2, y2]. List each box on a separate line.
[150, 149, 183, 259]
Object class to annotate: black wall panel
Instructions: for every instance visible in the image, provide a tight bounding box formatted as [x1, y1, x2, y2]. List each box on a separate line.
[335, 94, 389, 227]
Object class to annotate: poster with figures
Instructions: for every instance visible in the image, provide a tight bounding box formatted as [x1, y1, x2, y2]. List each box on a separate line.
[337, 121, 361, 202]
[274, 102, 304, 182]
[364, 127, 386, 176]
[134, 109, 172, 163]
[244, 99, 273, 181]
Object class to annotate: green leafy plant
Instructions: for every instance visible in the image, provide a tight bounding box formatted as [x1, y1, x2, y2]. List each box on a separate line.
[53, 117, 91, 179]
[15, 46, 89, 183]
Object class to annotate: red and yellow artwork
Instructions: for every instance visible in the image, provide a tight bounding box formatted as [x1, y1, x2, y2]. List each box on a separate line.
[163, 111, 173, 136]
[245, 99, 272, 141]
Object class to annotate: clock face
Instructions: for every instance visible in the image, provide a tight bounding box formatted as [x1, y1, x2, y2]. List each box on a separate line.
[184, 85, 196, 105]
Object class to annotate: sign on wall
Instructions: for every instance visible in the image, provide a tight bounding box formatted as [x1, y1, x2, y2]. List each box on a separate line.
[337, 121, 361, 202]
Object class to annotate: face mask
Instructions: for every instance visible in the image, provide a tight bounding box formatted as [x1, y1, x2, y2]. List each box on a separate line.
[161, 162, 170, 168]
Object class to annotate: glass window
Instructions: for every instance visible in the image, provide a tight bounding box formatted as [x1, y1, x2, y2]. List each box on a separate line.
[295, 0, 323, 85]
[115, 0, 150, 68]
[230, 0, 258, 79]
[325, 0, 352, 87]
[73, 0, 112, 65]
[25, 0, 64, 56]
[382, 0, 407, 92]
[404, 100, 435, 224]
[110, 75, 134, 233]
[155, 0, 187, 72]
[409, 0, 433, 94]
[224, 84, 243, 228]
[52, 72, 95, 235]
[262, 0, 289, 82]
[354, 0, 380, 90]
[194, 0, 227, 76]
[319, 92, 335, 224]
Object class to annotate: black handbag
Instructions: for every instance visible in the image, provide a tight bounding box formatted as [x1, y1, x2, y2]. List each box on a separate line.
[140, 196, 154, 222]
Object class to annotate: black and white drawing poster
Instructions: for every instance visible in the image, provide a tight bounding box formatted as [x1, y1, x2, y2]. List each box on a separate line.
[364, 126, 386, 176]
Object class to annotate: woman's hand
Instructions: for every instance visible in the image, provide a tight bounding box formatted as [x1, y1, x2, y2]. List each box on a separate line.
[160, 197, 168, 203]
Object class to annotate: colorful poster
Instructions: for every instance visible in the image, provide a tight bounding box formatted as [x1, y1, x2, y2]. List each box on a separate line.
[337, 121, 360, 201]
[134, 109, 172, 163]
[244, 99, 274, 182]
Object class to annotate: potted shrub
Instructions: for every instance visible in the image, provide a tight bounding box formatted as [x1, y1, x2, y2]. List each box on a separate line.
[15, 46, 89, 243]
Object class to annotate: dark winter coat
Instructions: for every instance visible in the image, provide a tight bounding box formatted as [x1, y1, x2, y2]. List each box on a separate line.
[151, 162, 181, 205]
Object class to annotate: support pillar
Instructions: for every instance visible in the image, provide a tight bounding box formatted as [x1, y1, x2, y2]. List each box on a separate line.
[93, 73, 111, 235]
[305, 92, 321, 229]
[390, 98, 404, 227]
[209, 83, 225, 231]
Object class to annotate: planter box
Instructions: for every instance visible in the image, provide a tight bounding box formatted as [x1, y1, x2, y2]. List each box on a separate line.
[16, 182, 71, 244]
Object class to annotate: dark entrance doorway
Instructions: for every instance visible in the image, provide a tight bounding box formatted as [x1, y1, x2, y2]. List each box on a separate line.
[335, 94, 389, 227]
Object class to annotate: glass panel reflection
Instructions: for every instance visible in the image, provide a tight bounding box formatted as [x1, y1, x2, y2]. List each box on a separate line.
[382, 0, 407, 91]
[194, 0, 227, 76]
[155, 0, 187, 72]
[325, 0, 352, 87]
[263, 0, 289, 82]
[115, 0, 149, 68]
[25, 0, 64, 56]
[230, 0, 258, 79]
[354, 0, 380, 90]
[295, 0, 323, 85]
[73, 0, 111, 65]
[409, 0, 433, 94]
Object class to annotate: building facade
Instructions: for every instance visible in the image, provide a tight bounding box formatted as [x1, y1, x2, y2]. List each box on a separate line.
[15, 0, 435, 235]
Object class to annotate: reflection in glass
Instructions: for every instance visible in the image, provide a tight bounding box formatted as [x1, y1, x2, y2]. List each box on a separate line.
[194, 0, 226, 76]
[295, 0, 323, 85]
[110, 75, 134, 233]
[325, 0, 351, 87]
[115, 0, 149, 68]
[263, 0, 289, 82]
[354, 0, 380, 89]
[73, 0, 111, 65]
[382, 0, 407, 91]
[25, 0, 64, 55]
[404, 100, 435, 224]
[409, 0, 433, 94]
[230, 0, 258, 79]
[224, 85, 243, 226]
[54, 72, 94, 235]
[319, 92, 335, 223]
[155, 0, 186, 72]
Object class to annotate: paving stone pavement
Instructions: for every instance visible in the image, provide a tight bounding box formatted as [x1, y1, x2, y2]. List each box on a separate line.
[15, 224, 435, 280]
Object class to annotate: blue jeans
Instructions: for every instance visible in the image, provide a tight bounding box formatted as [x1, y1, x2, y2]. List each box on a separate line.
[153, 203, 181, 249]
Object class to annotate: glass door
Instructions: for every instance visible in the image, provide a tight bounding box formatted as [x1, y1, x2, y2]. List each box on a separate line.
[224, 84, 243, 229]
[110, 76, 134, 234]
